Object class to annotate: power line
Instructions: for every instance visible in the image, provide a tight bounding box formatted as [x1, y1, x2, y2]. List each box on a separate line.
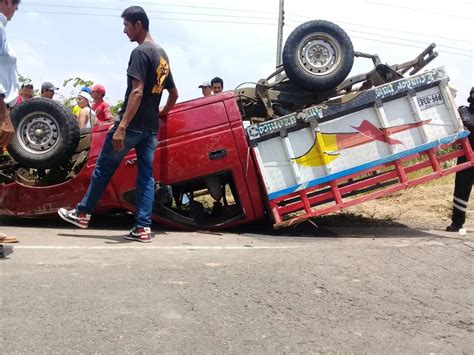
[19, 8, 472, 58]
[26, 3, 472, 50]
[285, 18, 472, 53]
[135, 0, 277, 15]
[365, 1, 474, 21]
[353, 37, 473, 58]
[25, 1, 277, 15]
[285, 13, 472, 45]
[20, 10, 278, 26]
[22, 3, 277, 21]
[284, 24, 473, 58]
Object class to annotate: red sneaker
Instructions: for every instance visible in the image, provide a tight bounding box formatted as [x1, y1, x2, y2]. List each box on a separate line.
[58, 208, 90, 229]
[123, 227, 152, 243]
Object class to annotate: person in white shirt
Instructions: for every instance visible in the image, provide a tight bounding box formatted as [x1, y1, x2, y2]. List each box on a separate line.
[0, 0, 20, 245]
[75, 90, 94, 129]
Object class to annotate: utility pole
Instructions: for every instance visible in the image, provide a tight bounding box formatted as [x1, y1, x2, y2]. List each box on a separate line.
[275, 0, 284, 69]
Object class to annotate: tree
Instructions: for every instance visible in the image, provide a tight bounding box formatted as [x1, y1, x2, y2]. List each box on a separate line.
[61, 77, 94, 111]
[110, 100, 124, 117]
[18, 74, 39, 97]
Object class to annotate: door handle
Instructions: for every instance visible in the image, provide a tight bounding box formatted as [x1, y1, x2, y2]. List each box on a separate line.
[209, 149, 227, 160]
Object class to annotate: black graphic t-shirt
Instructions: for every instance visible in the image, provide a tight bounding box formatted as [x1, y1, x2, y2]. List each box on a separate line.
[119, 42, 175, 132]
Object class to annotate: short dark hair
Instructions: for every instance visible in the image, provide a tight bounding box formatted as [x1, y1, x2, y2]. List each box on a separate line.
[211, 77, 223, 87]
[121, 6, 149, 32]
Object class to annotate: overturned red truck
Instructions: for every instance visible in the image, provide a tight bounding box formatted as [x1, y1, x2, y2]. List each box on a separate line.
[0, 20, 472, 230]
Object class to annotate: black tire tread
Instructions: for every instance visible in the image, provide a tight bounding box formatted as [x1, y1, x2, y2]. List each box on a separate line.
[7, 98, 80, 169]
[282, 20, 354, 92]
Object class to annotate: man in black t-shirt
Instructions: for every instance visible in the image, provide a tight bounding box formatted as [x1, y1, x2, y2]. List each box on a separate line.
[59, 6, 179, 243]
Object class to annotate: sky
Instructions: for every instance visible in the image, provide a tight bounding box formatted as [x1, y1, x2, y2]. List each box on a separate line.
[6, 0, 474, 107]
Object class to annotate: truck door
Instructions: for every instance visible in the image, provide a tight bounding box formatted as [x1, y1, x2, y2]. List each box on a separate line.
[117, 93, 262, 229]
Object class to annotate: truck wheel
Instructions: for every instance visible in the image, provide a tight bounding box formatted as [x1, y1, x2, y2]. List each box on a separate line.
[7, 98, 80, 169]
[283, 20, 354, 92]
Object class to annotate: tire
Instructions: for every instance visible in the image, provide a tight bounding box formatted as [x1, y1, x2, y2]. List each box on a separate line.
[7, 98, 80, 169]
[282, 20, 354, 92]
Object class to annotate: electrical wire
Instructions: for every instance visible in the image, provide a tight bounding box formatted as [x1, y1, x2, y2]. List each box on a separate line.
[20, 10, 278, 26]
[25, 1, 278, 15]
[22, 3, 277, 21]
[284, 18, 472, 53]
[285, 13, 472, 45]
[365, 1, 474, 21]
[20, 7, 473, 58]
[303, 25, 473, 58]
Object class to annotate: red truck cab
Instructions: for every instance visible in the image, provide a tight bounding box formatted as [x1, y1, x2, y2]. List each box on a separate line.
[127, 92, 267, 229]
[0, 92, 267, 230]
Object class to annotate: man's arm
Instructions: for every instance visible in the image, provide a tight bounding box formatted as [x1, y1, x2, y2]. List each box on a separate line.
[0, 95, 15, 146]
[159, 87, 179, 117]
[0, 95, 6, 123]
[103, 105, 114, 122]
[112, 78, 144, 151]
[77, 107, 90, 129]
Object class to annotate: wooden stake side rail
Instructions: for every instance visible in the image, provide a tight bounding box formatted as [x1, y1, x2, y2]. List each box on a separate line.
[270, 138, 474, 228]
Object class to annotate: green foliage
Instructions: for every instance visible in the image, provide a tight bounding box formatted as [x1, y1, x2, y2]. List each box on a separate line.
[62, 77, 94, 89]
[18, 74, 31, 85]
[61, 77, 95, 111]
[18, 74, 40, 96]
[110, 100, 124, 117]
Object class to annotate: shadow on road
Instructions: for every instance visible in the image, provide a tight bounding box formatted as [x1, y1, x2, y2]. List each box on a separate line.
[0, 213, 451, 240]
[0, 244, 14, 260]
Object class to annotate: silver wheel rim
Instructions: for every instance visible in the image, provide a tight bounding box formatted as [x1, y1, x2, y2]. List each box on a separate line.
[16, 111, 60, 155]
[297, 32, 342, 76]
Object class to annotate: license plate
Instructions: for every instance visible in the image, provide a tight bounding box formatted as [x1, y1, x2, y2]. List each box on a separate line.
[417, 92, 444, 111]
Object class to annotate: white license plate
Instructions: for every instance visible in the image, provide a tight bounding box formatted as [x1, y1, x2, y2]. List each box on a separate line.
[417, 92, 444, 111]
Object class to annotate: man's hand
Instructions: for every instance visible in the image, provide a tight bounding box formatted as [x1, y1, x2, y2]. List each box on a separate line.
[0, 111, 15, 146]
[112, 125, 126, 151]
[159, 87, 179, 119]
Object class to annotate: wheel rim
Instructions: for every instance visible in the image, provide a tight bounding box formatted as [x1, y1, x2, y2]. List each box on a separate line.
[16, 111, 60, 155]
[296, 32, 342, 76]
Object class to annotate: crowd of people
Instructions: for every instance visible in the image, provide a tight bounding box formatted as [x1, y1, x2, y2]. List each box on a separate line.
[16, 81, 114, 129]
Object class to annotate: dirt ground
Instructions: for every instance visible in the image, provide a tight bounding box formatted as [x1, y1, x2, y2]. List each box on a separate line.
[317, 177, 472, 231]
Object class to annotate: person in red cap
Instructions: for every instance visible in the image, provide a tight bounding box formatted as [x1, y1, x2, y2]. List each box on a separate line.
[91, 84, 114, 124]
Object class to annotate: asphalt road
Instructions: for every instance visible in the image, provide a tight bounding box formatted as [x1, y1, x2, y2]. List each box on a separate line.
[1, 216, 473, 353]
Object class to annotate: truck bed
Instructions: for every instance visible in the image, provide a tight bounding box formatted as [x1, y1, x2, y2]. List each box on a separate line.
[246, 67, 474, 228]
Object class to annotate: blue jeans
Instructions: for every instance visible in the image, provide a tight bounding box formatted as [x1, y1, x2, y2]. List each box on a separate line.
[77, 125, 158, 228]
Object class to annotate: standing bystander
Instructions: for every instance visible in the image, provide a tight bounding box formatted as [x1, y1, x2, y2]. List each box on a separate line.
[16, 83, 33, 105]
[0, 0, 20, 244]
[198, 81, 212, 97]
[75, 90, 94, 129]
[91, 84, 114, 123]
[211, 76, 223, 94]
[40, 81, 58, 99]
[72, 86, 91, 117]
[446, 87, 474, 232]
[58, 6, 178, 243]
